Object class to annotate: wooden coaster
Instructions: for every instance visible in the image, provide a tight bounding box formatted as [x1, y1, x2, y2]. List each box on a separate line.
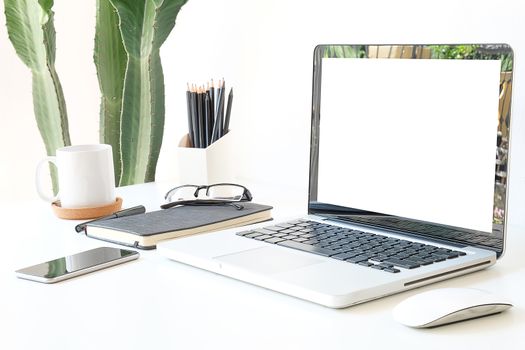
[51, 197, 123, 220]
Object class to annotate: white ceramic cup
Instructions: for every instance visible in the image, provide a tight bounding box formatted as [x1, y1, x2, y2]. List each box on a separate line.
[35, 144, 116, 208]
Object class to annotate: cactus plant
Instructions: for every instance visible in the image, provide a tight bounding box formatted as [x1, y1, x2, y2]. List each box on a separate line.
[94, 0, 127, 184]
[95, 0, 188, 186]
[4, 0, 71, 193]
[5, 0, 188, 189]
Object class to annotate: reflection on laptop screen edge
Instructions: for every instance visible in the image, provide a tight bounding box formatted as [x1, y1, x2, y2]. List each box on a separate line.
[309, 44, 513, 258]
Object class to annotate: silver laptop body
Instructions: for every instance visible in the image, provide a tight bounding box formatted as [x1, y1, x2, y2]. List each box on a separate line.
[159, 44, 513, 308]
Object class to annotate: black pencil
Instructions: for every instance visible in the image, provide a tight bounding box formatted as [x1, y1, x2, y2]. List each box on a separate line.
[211, 80, 224, 143]
[192, 85, 201, 148]
[207, 82, 214, 144]
[198, 87, 206, 148]
[190, 85, 199, 148]
[204, 93, 210, 148]
[194, 85, 202, 148]
[202, 86, 207, 146]
[217, 78, 225, 139]
[186, 83, 194, 147]
[210, 79, 215, 131]
[223, 87, 233, 135]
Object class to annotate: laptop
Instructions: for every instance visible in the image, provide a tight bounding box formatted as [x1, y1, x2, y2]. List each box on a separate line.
[158, 44, 514, 308]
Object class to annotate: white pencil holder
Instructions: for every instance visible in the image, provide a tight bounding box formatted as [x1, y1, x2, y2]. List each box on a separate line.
[176, 131, 235, 185]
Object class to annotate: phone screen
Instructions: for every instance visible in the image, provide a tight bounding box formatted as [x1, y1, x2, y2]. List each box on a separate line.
[15, 247, 138, 282]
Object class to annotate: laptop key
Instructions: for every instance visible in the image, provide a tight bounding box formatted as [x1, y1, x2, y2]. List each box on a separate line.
[285, 220, 305, 225]
[277, 240, 338, 257]
[346, 255, 370, 263]
[254, 234, 272, 241]
[383, 258, 420, 269]
[435, 248, 452, 254]
[384, 268, 401, 273]
[264, 237, 287, 244]
[276, 229, 294, 234]
[254, 228, 277, 236]
[264, 226, 286, 232]
[430, 253, 449, 260]
[302, 239, 319, 245]
[245, 232, 263, 239]
[420, 260, 434, 266]
[403, 258, 423, 265]
[379, 263, 394, 269]
[276, 223, 295, 229]
[236, 230, 255, 236]
[272, 233, 288, 238]
[282, 235, 299, 240]
[369, 247, 385, 254]
[331, 253, 355, 260]
[396, 254, 413, 260]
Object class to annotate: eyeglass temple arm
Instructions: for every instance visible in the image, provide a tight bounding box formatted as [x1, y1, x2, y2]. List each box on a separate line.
[243, 188, 253, 201]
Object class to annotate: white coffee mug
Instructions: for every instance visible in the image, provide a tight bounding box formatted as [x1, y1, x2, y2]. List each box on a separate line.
[35, 144, 116, 208]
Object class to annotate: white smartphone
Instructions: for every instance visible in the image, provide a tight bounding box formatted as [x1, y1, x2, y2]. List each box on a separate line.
[15, 247, 139, 283]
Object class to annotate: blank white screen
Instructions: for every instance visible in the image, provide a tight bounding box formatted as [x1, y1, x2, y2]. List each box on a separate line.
[318, 58, 501, 232]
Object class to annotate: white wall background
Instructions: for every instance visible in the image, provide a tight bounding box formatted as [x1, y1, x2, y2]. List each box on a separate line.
[1, 0, 524, 227]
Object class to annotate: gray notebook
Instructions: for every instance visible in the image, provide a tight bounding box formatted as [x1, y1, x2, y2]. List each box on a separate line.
[85, 203, 273, 249]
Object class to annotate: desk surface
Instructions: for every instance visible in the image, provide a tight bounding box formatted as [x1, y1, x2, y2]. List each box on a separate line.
[2, 182, 524, 350]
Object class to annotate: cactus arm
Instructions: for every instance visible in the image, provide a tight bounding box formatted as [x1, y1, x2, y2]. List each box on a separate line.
[109, 0, 187, 185]
[146, 50, 165, 181]
[4, 0, 71, 192]
[94, 0, 127, 184]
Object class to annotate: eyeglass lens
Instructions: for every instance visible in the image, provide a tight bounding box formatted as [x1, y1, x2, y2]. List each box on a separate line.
[206, 184, 244, 200]
[167, 184, 245, 202]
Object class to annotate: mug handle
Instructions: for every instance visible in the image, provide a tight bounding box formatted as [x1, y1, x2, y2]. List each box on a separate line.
[35, 156, 59, 202]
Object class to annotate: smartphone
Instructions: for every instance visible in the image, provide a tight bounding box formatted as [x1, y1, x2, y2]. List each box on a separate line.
[15, 247, 139, 283]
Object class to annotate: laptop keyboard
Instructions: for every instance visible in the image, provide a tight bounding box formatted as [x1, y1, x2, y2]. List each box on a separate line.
[237, 219, 466, 273]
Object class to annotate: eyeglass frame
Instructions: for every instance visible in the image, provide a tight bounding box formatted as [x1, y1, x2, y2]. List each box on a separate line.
[161, 183, 253, 209]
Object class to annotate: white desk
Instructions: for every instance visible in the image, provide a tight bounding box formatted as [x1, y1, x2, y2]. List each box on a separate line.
[2, 182, 524, 350]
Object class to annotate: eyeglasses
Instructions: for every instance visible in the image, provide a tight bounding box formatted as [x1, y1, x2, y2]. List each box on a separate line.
[161, 183, 253, 209]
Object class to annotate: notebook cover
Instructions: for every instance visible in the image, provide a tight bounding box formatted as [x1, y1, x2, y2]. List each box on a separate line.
[84, 202, 273, 249]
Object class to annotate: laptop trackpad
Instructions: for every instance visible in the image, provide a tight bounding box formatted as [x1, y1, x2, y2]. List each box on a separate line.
[214, 247, 324, 275]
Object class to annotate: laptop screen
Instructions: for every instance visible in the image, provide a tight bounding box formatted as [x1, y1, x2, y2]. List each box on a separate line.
[308, 44, 513, 257]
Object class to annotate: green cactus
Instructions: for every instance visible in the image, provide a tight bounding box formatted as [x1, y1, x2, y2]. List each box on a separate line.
[94, 0, 127, 184]
[96, 0, 188, 186]
[4, 0, 71, 193]
[5, 0, 187, 189]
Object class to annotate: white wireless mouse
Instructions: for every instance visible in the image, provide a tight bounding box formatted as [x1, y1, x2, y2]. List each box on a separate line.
[392, 288, 513, 328]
